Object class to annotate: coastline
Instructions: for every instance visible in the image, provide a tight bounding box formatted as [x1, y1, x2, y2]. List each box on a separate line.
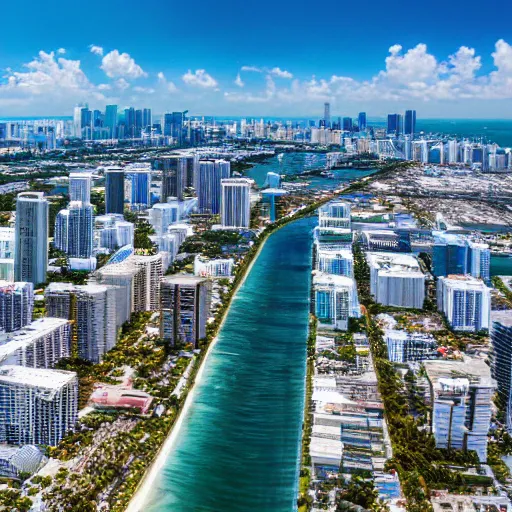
[126, 231, 271, 512]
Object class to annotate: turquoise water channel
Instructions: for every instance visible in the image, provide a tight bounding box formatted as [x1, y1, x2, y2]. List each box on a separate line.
[145, 217, 316, 511]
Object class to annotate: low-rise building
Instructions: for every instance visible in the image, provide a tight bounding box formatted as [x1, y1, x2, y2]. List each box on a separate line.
[384, 329, 437, 363]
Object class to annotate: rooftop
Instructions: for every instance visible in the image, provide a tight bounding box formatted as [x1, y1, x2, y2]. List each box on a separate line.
[492, 310, 512, 328]
[0, 365, 76, 389]
[423, 357, 495, 389]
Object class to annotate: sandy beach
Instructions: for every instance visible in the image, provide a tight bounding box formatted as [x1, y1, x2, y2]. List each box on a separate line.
[126, 235, 269, 512]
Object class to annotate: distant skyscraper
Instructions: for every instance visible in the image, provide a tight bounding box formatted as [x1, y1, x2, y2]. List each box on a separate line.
[342, 117, 353, 132]
[73, 105, 82, 138]
[80, 107, 92, 139]
[160, 276, 210, 347]
[105, 167, 125, 214]
[323, 103, 331, 128]
[142, 108, 152, 131]
[14, 193, 48, 286]
[358, 112, 367, 132]
[221, 178, 252, 228]
[432, 233, 468, 277]
[104, 105, 118, 139]
[135, 109, 143, 137]
[124, 107, 135, 138]
[69, 172, 92, 204]
[197, 159, 230, 214]
[387, 114, 403, 136]
[404, 110, 416, 137]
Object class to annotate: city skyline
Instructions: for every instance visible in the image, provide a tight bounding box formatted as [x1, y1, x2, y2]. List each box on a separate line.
[1, 0, 512, 117]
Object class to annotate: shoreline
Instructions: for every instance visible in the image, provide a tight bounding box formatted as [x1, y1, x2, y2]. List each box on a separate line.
[126, 232, 271, 512]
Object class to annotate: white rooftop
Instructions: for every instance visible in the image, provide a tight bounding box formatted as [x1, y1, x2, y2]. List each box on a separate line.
[0, 365, 76, 389]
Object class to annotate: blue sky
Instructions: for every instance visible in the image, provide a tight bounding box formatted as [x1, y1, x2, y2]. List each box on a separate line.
[1, 0, 512, 117]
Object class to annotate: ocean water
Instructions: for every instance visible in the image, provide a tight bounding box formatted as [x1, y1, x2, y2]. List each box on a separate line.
[247, 152, 377, 189]
[491, 255, 512, 276]
[416, 119, 512, 148]
[145, 217, 315, 512]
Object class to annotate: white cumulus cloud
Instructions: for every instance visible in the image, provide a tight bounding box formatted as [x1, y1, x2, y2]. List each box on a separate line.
[101, 50, 147, 78]
[182, 69, 217, 88]
[270, 67, 293, 79]
[89, 45, 104, 56]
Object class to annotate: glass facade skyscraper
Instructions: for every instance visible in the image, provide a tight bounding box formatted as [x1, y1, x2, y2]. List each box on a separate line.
[220, 178, 252, 228]
[105, 167, 125, 214]
[14, 193, 49, 286]
[358, 112, 367, 131]
[197, 159, 230, 214]
[404, 110, 416, 137]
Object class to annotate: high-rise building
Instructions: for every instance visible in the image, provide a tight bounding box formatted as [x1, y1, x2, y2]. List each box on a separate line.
[68, 172, 92, 204]
[54, 202, 94, 258]
[149, 203, 180, 236]
[367, 252, 425, 309]
[387, 114, 403, 136]
[142, 108, 152, 132]
[221, 178, 252, 228]
[323, 103, 331, 128]
[318, 201, 351, 229]
[358, 112, 367, 132]
[14, 192, 48, 286]
[131, 253, 164, 311]
[105, 167, 125, 214]
[0, 365, 78, 446]
[313, 272, 360, 331]
[490, 312, 512, 430]
[104, 105, 118, 139]
[45, 283, 117, 363]
[437, 275, 491, 332]
[135, 109, 143, 137]
[0, 281, 33, 333]
[124, 107, 135, 138]
[160, 275, 210, 346]
[154, 156, 187, 201]
[92, 260, 142, 327]
[316, 248, 353, 277]
[80, 107, 92, 139]
[126, 167, 151, 211]
[432, 233, 468, 277]
[467, 241, 491, 282]
[197, 159, 230, 214]
[404, 110, 416, 137]
[0, 317, 71, 368]
[73, 106, 82, 138]
[424, 358, 495, 461]
[342, 117, 353, 132]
